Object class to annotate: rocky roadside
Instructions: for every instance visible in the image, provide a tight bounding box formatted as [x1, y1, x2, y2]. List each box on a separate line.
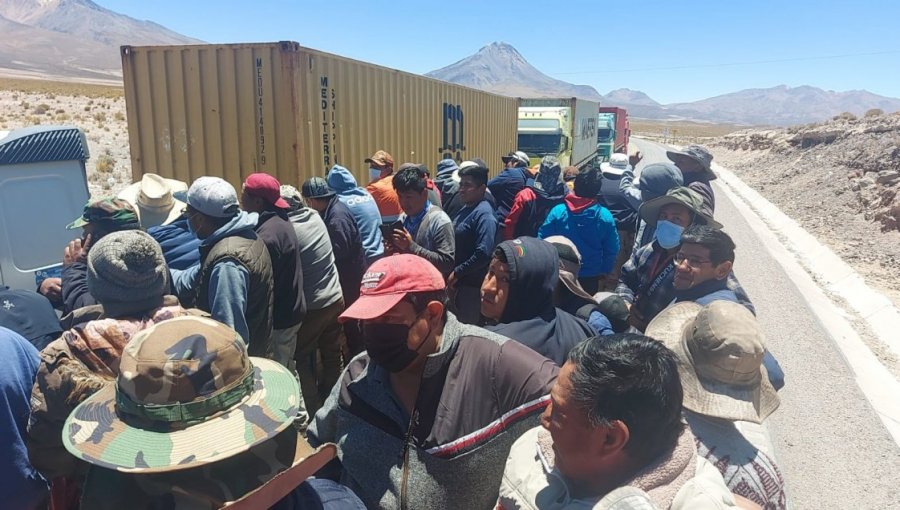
[706, 112, 900, 307]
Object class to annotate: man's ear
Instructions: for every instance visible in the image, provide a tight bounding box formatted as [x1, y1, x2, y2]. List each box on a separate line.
[595, 419, 630, 456]
[426, 300, 444, 323]
[714, 260, 733, 280]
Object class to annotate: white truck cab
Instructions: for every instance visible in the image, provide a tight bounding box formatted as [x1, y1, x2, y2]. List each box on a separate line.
[0, 126, 90, 291]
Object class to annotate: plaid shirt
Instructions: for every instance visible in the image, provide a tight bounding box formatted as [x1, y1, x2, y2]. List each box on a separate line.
[616, 241, 754, 329]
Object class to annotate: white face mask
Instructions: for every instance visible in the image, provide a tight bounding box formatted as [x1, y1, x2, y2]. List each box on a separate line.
[369, 167, 382, 181]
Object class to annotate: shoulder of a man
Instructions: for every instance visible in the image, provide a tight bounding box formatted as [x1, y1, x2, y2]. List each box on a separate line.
[670, 456, 737, 510]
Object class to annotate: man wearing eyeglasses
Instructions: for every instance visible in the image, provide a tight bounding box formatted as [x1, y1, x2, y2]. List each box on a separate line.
[672, 226, 741, 304]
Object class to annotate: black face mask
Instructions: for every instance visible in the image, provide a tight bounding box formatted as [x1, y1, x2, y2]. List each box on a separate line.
[363, 316, 431, 373]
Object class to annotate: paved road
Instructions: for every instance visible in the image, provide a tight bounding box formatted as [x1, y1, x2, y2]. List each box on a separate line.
[631, 138, 900, 509]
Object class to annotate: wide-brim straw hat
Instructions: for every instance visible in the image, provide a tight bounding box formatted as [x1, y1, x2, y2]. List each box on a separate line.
[646, 301, 780, 423]
[117, 173, 188, 228]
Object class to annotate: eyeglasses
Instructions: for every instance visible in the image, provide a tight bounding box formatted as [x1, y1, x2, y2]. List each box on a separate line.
[674, 253, 712, 267]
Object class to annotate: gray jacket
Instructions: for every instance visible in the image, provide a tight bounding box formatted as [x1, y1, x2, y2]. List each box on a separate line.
[308, 313, 558, 509]
[287, 207, 343, 311]
[400, 205, 456, 277]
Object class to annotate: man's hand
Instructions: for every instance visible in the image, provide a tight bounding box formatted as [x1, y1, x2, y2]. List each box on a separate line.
[447, 271, 458, 289]
[63, 235, 91, 267]
[628, 151, 643, 168]
[391, 229, 412, 252]
[39, 277, 62, 302]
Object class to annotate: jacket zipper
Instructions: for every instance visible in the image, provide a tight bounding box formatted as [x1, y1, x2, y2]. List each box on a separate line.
[400, 407, 419, 510]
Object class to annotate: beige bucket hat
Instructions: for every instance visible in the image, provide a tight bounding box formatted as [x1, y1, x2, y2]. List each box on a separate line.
[646, 301, 779, 423]
[117, 173, 188, 228]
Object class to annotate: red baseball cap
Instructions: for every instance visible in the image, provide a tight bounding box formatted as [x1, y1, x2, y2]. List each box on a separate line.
[339, 254, 446, 322]
[243, 173, 290, 209]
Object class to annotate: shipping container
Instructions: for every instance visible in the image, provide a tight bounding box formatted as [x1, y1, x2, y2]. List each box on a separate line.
[597, 106, 630, 161]
[120, 41, 519, 189]
[516, 97, 600, 169]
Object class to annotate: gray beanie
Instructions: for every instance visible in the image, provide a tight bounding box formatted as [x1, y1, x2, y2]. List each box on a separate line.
[87, 230, 168, 317]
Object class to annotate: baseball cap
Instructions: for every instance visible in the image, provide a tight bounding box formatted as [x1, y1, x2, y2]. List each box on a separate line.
[243, 173, 290, 209]
[66, 198, 140, 231]
[364, 150, 394, 169]
[301, 177, 335, 199]
[0, 286, 62, 347]
[339, 254, 445, 322]
[187, 176, 240, 218]
[501, 151, 529, 166]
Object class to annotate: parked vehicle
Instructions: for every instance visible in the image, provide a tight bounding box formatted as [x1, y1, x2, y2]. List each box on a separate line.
[516, 98, 600, 169]
[597, 106, 630, 161]
[120, 41, 518, 188]
[0, 126, 89, 290]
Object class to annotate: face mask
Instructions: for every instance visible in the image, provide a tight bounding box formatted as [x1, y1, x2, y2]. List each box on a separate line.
[363, 317, 431, 373]
[369, 167, 382, 182]
[655, 220, 685, 249]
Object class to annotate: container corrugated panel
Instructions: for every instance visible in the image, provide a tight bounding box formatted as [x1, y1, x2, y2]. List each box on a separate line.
[0, 126, 89, 165]
[122, 41, 518, 189]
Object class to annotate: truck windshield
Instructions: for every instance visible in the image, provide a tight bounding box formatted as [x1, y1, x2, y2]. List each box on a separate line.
[597, 128, 614, 142]
[518, 133, 562, 156]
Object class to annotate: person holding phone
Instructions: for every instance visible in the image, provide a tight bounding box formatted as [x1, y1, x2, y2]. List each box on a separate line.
[384, 165, 455, 278]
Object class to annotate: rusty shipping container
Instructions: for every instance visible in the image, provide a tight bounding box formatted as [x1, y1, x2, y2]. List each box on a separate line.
[121, 41, 519, 189]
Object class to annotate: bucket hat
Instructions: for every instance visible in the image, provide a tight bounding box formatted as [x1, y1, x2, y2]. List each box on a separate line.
[117, 173, 188, 228]
[666, 144, 717, 181]
[599, 153, 631, 178]
[638, 186, 722, 229]
[544, 235, 596, 303]
[66, 198, 140, 231]
[645, 301, 780, 423]
[62, 316, 301, 473]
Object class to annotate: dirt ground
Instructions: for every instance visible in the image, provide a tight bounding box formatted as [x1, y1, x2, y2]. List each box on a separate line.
[706, 113, 900, 307]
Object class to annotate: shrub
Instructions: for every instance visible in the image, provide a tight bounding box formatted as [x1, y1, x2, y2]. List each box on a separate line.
[55, 108, 65, 114]
[114, 111, 125, 121]
[32, 106, 47, 115]
[84, 105, 91, 112]
[834, 112, 857, 121]
[864, 108, 884, 118]
[93, 111, 107, 123]
[96, 154, 115, 173]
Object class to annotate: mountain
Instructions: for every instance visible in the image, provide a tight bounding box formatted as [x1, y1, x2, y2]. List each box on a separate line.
[0, 0, 202, 83]
[426, 42, 604, 102]
[427, 43, 900, 126]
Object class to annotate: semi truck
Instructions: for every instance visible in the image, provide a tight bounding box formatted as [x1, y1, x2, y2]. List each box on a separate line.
[120, 41, 518, 189]
[597, 106, 630, 161]
[516, 98, 600, 169]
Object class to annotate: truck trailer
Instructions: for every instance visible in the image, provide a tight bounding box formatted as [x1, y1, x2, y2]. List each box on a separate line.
[597, 106, 630, 161]
[120, 41, 518, 189]
[516, 97, 600, 169]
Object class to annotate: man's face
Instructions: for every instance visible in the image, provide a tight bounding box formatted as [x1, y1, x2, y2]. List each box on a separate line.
[365, 299, 440, 370]
[240, 188, 265, 213]
[457, 175, 485, 205]
[676, 157, 704, 175]
[673, 243, 731, 290]
[185, 206, 211, 239]
[398, 189, 427, 217]
[481, 258, 510, 320]
[306, 197, 327, 214]
[504, 159, 516, 169]
[541, 362, 606, 484]
[658, 203, 693, 228]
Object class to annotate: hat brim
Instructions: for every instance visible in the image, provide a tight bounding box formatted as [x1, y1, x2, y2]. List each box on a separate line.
[638, 195, 723, 230]
[646, 302, 780, 423]
[599, 162, 629, 177]
[559, 270, 598, 303]
[130, 198, 186, 229]
[666, 151, 717, 181]
[66, 217, 88, 229]
[62, 357, 301, 473]
[338, 292, 406, 322]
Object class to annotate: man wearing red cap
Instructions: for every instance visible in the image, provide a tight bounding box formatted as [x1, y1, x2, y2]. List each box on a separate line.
[241, 173, 306, 376]
[308, 254, 558, 509]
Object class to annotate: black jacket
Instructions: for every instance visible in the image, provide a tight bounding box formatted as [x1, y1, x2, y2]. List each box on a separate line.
[323, 197, 366, 305]
[255, 210, 305, 329]
[486, 237, 595, 365]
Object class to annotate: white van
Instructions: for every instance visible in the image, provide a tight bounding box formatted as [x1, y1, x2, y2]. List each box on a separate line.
[0, 126, 90, 291]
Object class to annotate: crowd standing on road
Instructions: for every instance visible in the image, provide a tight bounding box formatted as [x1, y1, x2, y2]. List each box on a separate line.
[0, 144, 790, 509]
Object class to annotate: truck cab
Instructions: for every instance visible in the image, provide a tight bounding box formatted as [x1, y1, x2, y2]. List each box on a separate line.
[0, 126, 90, 291]
[597, 113, 616, 161]
[517, 107, 571, 167]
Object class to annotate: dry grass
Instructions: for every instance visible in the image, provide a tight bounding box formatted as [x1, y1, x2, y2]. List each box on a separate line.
[0, 77, 122, 99]
[631, 119, 742, 144]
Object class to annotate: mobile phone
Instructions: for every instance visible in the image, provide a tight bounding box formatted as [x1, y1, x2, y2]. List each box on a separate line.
[380, 220, 403, 238]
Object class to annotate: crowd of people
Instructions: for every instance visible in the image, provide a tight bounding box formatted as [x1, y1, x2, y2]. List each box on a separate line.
[0, 144, 788, 509]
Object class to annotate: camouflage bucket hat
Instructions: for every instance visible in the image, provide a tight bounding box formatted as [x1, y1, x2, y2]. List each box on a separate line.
[67, 197, 141, 230]
[62, 316, 301, 473]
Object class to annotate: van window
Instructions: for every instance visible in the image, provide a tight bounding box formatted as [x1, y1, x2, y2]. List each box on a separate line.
[0, 174, 80, 271]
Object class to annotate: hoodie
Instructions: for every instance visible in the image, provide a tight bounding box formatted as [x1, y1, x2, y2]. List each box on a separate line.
[327, 165, 385, 263]
[488, 166, 534, 224]
[285, 207, 343, 311]
[538, 195, 620, 278]
[255, 210, 305, 329]
[503, 178, 569, 240]
[486, 238, 595, 365]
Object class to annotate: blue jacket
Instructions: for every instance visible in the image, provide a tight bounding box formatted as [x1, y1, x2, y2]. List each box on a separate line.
[326, 165, 384, 264]
[538, 195, 620, 277]
[147, 217, 201, 271]
[0, 327, 47, 509]
[172, 211, 260, 343]
[487, 166, 533, 223]
[452, 199, 497, 287]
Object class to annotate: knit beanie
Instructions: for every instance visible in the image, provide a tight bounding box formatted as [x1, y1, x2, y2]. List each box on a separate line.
[87, 230, 168, 317]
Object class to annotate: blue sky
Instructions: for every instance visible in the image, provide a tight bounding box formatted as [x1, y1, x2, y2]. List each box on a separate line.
[100, 0, 900, 104]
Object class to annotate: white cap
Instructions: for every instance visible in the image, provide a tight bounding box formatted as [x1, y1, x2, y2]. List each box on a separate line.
[187, 176, 239, 218]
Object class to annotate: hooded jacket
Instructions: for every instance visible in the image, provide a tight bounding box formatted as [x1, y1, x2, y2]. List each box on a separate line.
[255, 210, 305, 330]
[326, 165, 385, 263]
[308, 313, 558, 509]
[538, 195, 620, 278]
[486, 238, 595, 365]
[488, 166, 534, 224]
[503, 182, 569, 241]
[322, 197, 366, 305]
[147, 217, 201, 271]
[285, 207, 343, 311]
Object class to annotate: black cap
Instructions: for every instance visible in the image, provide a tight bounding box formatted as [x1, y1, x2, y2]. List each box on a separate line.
[0, 286, 63, 348]
[301, 177, 335, 199]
